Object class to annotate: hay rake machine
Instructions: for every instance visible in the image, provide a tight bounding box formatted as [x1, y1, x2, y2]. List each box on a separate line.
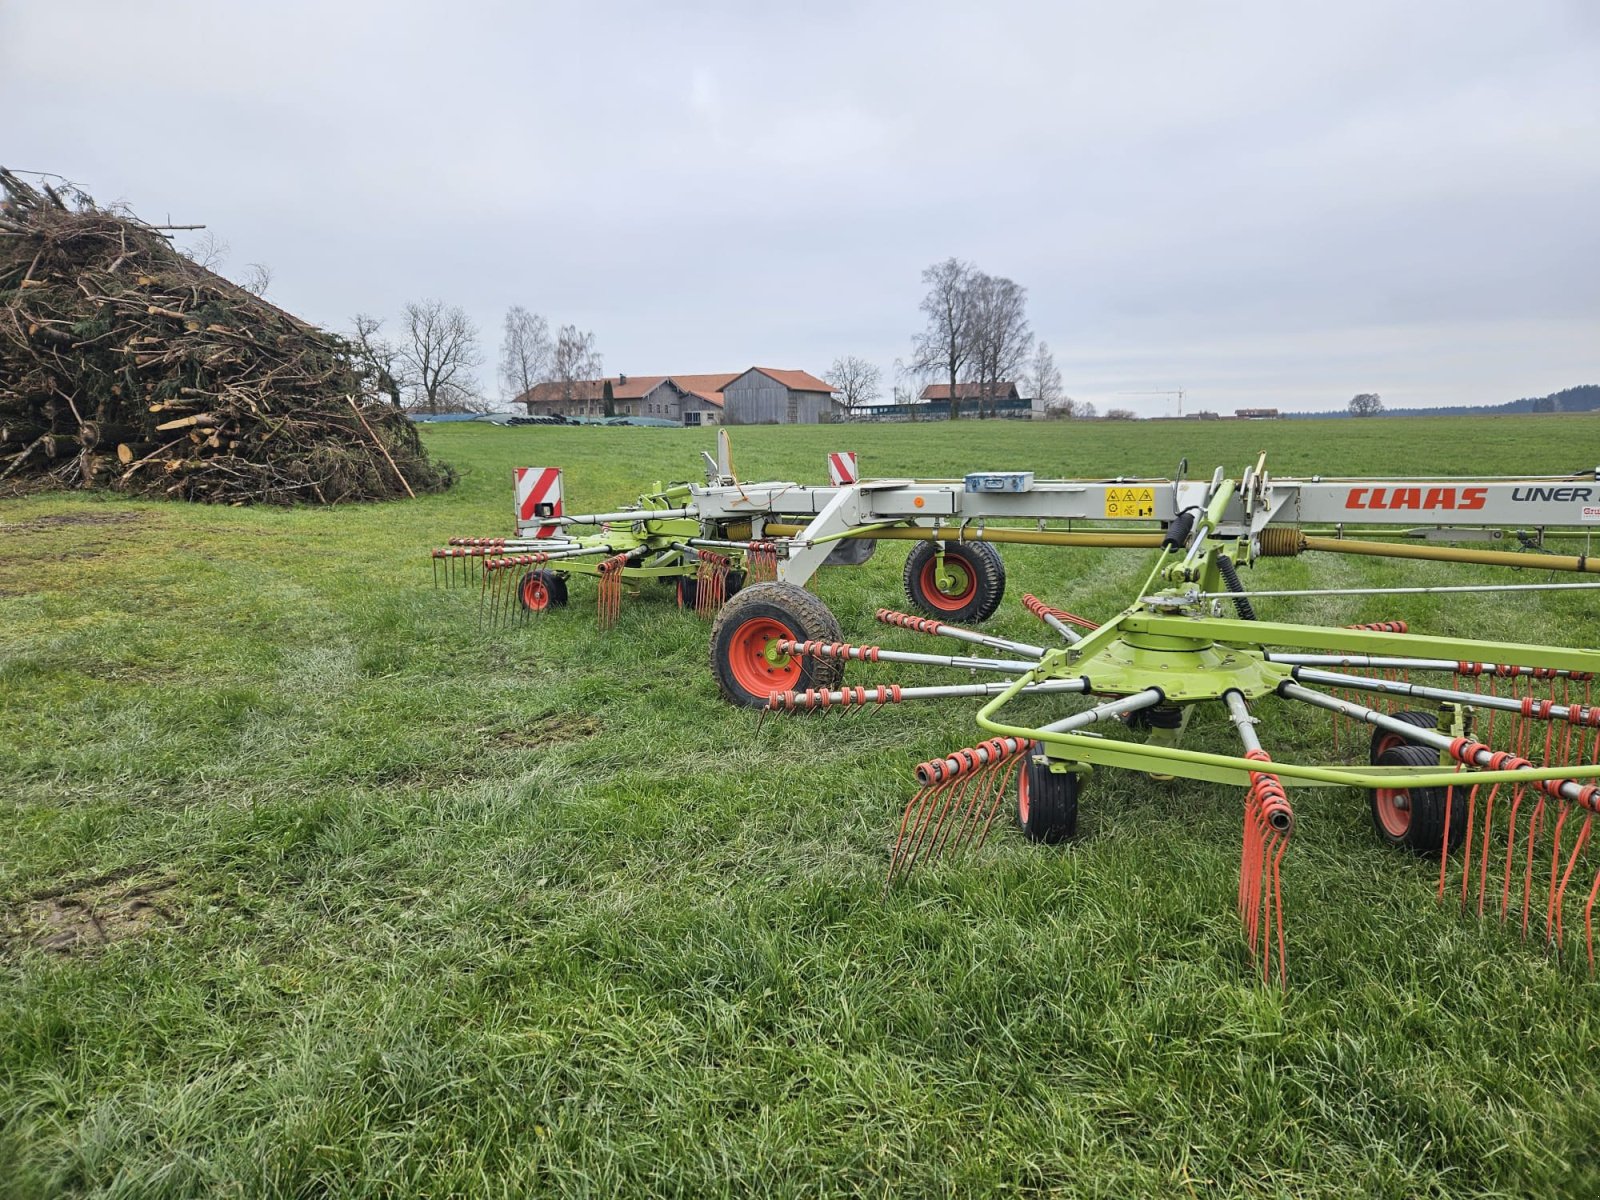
[429, 432, 1600, 981]
[432, 436, 845, 632]
[432, 432, 1048, 637]
[702, 456, 1600, 983]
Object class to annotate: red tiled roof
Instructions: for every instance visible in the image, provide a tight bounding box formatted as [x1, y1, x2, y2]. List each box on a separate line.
[609, 375, 669, 400]
[517, 367, 834, 410]
[666, 373, 740, 408]
[517, 373, 731, 408]
[920, 381, 1020, 401]
[742, 367, 835, 393]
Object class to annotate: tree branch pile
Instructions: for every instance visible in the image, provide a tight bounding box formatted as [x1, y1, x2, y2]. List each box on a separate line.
[0, 169, 453, 504]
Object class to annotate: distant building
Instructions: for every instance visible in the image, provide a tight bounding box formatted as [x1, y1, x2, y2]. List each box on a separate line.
[1235, 408, 1281, 419]
[517, 373, 735, 424]
[515, 366, 837, 426]
[921, 381, 1022, 404]
[918, 381, 1035, 418]
[720, 368, 840, 425]
[665, 374, 741, 427]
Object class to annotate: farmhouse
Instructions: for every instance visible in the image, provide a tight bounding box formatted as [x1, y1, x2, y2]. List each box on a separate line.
[516, 367, 838, 425]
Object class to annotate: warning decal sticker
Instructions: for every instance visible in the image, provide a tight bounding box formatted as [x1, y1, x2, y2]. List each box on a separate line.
[1103, 486, 1156, 518]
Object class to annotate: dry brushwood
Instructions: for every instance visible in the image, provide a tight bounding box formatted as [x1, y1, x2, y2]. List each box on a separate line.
[0, 168, 453, 504]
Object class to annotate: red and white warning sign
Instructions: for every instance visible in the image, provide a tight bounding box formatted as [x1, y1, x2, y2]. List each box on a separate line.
[514, 467, 563, 537]
[827, 451, 859, 486]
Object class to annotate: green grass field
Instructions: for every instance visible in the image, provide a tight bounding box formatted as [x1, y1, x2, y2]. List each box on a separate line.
[4, 414, 1600, 1198]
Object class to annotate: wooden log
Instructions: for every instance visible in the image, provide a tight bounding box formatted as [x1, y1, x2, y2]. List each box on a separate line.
[118, 438, 187, 480]
[154, 412, 218, 432]
[116, 442, 154, 465]
[77, 452, 113, 487]
[0, 435, 46, 482]
[1, 420, 51, 445]
[80, 421, 140, 451]
[28, 323, 74, 345]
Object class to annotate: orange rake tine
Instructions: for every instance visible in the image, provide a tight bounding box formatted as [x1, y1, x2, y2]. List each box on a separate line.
[933, 757, 1005, 861]
[891, 768, 949, 883]
[887, 779, 948, 887]
[1552, 815, 1593, 950]
[970, 761, 1023, 850]
[1586, 866, 1600, 971]
[911, 757, 975, 868]
[959, 748, 1020, 853]
[928, 752, 998, 864]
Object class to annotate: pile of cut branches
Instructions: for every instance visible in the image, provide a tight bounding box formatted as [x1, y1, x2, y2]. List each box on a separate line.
[0, 169, 452, 504]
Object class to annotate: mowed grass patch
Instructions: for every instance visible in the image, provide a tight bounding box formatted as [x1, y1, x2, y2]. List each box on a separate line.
[2, 414, 1599, 1197]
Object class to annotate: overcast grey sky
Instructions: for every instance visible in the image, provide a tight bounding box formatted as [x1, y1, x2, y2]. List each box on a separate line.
[4, 1, 1596, 415]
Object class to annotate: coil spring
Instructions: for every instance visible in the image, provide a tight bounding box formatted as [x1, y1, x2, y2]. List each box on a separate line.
[1257, 527, 1306, 558]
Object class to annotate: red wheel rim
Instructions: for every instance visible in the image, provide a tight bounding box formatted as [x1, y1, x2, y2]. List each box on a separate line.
[521, 575, 550, 611]
[727, 616, 802, 695]
[1375, 787, 1411, 837]
[1017, 767, 1031, 825]
[918, 555, 977, 612]
[1374, 732, 1406, 759]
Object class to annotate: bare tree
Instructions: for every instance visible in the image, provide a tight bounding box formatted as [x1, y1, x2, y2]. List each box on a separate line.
[1042, 396, 1083, 419]
[240, 262, 272, 297]
[499, 306, 552, 408]
[348, 313, 408, 407]
[1027, 340, 1062, 416]
[911, 257, 977, 420]
[965, 272, 1032, 418]
[890, 356, 932, 418]
[552, 325, 602, 403]
[399, 300, 483, 414]
[828, 355, 882, 415]
[1103, 407, 1137, 421]
[185, 231, 229, 271]
[1349, 392, 1384, 417]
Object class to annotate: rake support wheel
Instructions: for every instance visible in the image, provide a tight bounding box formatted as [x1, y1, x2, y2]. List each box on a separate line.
[1371, 743, 1465, 856]
[1016, 756, 1079, 843]
[710, 582, 845, 707]
[903, 541, 1005, 623]
[1368, 709, 1439, 765]
[517, 569, 568, 612]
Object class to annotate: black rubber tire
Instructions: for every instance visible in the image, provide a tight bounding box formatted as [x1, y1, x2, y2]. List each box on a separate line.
[903, 541, 1006, 623]
[1217, 554, 1256, 621]
[1371, 743, 1465, 855]
[710, 581, 846, 708]
[1016, 755, 1079, 843]
[1368, 710, 1439, 765]
[517, 569, 569, 611]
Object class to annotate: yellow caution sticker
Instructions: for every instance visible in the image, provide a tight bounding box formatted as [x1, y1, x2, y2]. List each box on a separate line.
[1103, 486, 1156, 518]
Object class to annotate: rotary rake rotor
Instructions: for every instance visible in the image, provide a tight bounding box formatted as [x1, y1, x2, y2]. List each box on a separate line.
[717, 462, 1600, 984]
[428, 434, 792, 632]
